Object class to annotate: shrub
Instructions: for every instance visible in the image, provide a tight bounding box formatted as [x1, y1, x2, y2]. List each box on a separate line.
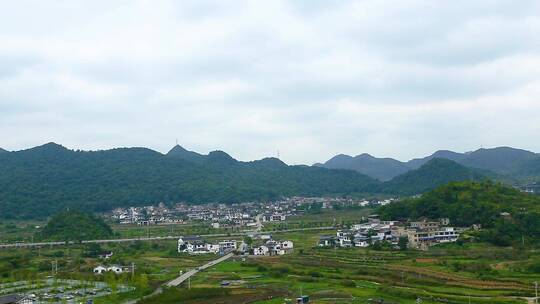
[340, 280, 356, 287]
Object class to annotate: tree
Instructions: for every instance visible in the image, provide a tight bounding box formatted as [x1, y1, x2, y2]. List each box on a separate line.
[243, 236, 253, 246]
[398, 236, 408, 251]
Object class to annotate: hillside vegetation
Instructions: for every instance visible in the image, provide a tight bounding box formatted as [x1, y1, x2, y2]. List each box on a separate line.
[379, 181, 540, 246]
[0, 143, 503, 219]
[379, 158, 489, 195]
[39, 210, 114, 241]
[0, 143, 378, 218]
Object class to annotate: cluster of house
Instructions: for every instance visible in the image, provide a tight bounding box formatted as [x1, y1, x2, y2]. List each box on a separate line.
[177, 235, 294, 256]
[319, 216, 463, 250]
[109, 195, 388, 227]
[253, 239, 294, 256]
[518, 182, 540, 194]
[177, 236, 240, 255]
[111, 204, 184, 225]
[261, 213, 286, 222]
[93, 265, 126, 275]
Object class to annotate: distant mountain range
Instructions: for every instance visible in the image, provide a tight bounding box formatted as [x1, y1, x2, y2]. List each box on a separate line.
[316, 147, 540, 181]
[0, 143, 377, 218]
[0, 143, 533, 218]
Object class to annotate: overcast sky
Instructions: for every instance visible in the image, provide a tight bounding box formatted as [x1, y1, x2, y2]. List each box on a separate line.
[1, 0, 540, 164]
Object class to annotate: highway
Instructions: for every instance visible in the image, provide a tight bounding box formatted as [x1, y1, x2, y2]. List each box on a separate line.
[0, 226, 335, 249]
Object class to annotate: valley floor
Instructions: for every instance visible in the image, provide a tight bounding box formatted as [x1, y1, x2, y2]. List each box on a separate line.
[1, 209, 539, 304]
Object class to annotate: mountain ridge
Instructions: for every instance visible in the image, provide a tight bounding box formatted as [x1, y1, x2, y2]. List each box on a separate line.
[0, 143, 379, 218]
[379, 158, 490, 195]
[318, 146, 539, 180]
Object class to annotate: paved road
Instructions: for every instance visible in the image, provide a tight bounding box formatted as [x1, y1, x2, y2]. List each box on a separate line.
[166, 252, 234, 287]
[255, 213, 264, 231]
[123, 252, 235, 304]
[0, 226, 335, 249]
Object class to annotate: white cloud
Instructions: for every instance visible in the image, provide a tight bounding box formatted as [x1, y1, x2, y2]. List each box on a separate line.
[0, 0, 539, 164]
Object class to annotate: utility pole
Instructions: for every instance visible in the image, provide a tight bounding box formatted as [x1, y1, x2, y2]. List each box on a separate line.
[188, 276, 191, 289]
[51, 260, 58, 277]
[131, 262, 135, 280]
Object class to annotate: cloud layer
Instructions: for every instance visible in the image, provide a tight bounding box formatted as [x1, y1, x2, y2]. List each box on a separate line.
[1, 0, 539, 164]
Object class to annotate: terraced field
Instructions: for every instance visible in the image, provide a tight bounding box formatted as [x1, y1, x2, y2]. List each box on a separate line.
[167, 231, 540, 304]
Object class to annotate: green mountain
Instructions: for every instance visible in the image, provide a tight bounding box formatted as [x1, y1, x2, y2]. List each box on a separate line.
[0, 143, 379, 218]
[378, 181, 540, 246]
[406, 150, 466, 169]
[318, 153, 410, 181]
[39, 210, 114, 241]
[514, 158, 540, 178]
[166, 144, 206, 163]
[379, 158, 489, 195]
[459, 147, 538, 174]
[317, 147, 540, 180]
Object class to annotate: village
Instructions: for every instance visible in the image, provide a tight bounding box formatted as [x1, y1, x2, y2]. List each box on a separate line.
[318, 215, 465, 250]
[109, 196, 396, 228]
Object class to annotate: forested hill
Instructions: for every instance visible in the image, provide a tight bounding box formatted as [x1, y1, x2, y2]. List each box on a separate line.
[0, 143, 379, 218]
[377, 158, 490, 195]
[378, 181, 540, 246]
[318, 146, 540, 180]
[39, 210, 114, 241]
[0, 143, 498, 219]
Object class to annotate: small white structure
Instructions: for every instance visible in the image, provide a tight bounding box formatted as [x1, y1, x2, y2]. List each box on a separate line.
[253, 245, 269, 256]
[281, 240, 294, 251]
[98, 251, 114, 259]
[107, 265, 123, 274]
[219, 240, 237, 252]
[93, 266, 107, 275]
[94, 265, 123, 275]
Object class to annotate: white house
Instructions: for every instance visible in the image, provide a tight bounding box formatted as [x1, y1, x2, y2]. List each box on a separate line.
[178, 236, 207, 254]
[93, 265, 123, 275]
[265, 240, 294, 255]
[93, 266, 107, 275]
[207, 244, 220, 254]
[281, 240, 294, 251]
[178, 236, 239, 254]
[253, 245, 269, 256]
[219, 240, 237, 252]
[107, 265, 123, 274]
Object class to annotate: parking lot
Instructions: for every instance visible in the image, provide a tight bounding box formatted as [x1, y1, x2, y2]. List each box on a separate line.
[0, 279, 134, 303]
